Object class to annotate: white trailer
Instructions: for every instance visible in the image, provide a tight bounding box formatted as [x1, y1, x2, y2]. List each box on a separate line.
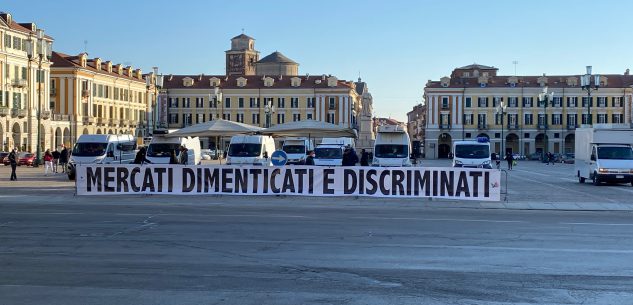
[575, 127, 633, 186]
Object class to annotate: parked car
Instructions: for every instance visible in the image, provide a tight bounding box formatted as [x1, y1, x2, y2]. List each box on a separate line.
[0, 152, 8, 164]
[562, 153, 575, 164]
[528, 152, 542, 161]
[3, 152, 35, 166]
[201, 149, 224, 160]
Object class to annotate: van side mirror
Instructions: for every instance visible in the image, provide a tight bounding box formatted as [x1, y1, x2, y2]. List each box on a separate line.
[263, 151, 268, 159]
[590, 154, 596, 161]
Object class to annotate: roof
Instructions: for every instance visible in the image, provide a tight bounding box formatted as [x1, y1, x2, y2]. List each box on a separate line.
[0, 13, 54, 40]
[426, 74, 633, 89]
[162, 74, 354, 90]
[232, 33, 254, 40]
[257, 51, 298, 64]
[456, 64, 497, 70]
[51, 51, 144, 82]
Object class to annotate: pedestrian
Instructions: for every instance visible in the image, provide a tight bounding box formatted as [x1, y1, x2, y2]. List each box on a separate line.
[305, 150, 315, 165]
[506, 151, 514, 170]
[8, 148, 17, 181]
[52, 149, 60, 173]
[169, 150, 179, 164]
[44, 149, 54, 176]
[179, 145, 189, 165]
[59, 145, 69, 173]
[133, 147, 152, 165]
[360, 149, 370, 166]
[342, 146, 359, 166]
[548, 152, 555, 165]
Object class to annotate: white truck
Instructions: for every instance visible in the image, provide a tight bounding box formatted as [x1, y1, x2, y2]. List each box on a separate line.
[226, 135, 276, 166]
[314, 137, 355, 166]
[452, 137, 492, 169]
[146, 133, 201, 165]
[373, 125, 411, 167]
[575, 127, 633, 186]
[67, 134, 137, 180]
[282, 137, 314, 165]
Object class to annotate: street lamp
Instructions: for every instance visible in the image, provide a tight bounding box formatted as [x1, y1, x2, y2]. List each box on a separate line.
[213, 86, 223, 119]
[495, 100, 507, 156]
[580, 66, 600, 126]
[538, 86, 554, 130]
[26, 29, 52, 167]
[264, 99, 275, 128]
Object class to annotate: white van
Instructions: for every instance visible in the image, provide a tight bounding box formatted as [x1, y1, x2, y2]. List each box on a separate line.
[67, 134, 136, 180]
[452, 138, 492, 169]
[321, 137, 355, 148]
[282, 137, 315, 165]
[313, 143, 345, 166]
[146, 135, 201, 165]
[373, 125, 411, 167]
[226, 135, 276, 166]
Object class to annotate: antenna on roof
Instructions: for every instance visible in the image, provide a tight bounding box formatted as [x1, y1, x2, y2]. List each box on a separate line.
[83, 40, 88, 54]
[241, 28, 245, 34]
[512, 60, 519, 76]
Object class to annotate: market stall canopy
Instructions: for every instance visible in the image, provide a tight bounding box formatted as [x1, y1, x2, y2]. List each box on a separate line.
[165, 119, 264, 137]
[262, 120, 358, 138]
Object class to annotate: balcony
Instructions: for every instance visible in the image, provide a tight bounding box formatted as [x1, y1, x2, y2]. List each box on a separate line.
[439, 124, 451, 130]
[108, 118, 116, 125]
[12, 79, 27, 88]
[52, 114, 70, 121]
[50, 88, 56, 96]
[83, 116, 95, 125]
[0, 108, 9, 117]
[120, 119, 129, 127]
[507, 123, 519, 130]
[40, 110, 51, 120]
[97, 117, 106, 125]
[82, 89, 91, 98]
[567, 124, 578, 130]
[477, 124, 488, 130]
[129, 120, 138, 126]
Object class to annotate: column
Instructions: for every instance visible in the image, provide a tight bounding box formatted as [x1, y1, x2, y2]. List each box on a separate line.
[432, 95, 438, 126]
[344, 96, 349, 127]
[321, 96, 326, 122]
[315, 96, 320, 121]
[338, 95, 343, 125]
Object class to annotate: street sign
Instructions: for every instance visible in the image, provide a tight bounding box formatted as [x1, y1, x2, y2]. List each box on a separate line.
[271, 150, 288, 166]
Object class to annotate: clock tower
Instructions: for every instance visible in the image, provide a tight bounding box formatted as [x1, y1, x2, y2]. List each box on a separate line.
[225, 34, 259, 76]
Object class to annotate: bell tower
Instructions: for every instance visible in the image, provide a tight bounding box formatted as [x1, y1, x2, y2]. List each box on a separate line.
[225, 33, 259, 76]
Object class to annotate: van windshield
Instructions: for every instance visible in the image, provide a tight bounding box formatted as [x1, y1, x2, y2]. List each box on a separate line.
[455, 144, 490, 159]
[598, 146, 633, 160]
[72, 143, 107, 157]
[147, 143, 180, 157]
[228, 143, 262, 157]
[315, 147, 342, 159]
[374, 144, 408, 158]
[283, 145, 306, 154]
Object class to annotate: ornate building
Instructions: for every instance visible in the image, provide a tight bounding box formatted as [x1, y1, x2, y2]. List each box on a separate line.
[406, 103, 426, 153]
[424, 64, 633, 159]
[0, 12, 54, 152]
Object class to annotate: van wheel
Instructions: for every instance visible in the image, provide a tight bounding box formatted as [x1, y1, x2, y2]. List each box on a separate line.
[578, 174, 585, 183]
[592, 172, 600, 186]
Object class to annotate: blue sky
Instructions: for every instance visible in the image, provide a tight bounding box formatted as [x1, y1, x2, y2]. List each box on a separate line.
[3, 0, 632, 121]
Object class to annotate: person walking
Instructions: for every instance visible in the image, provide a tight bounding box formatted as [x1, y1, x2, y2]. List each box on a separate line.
[52, 149, 61, 173]
[360, 149, 370, 166]
[179, 145, 189, 165]
[548, 152, 555, 165]
[305, 150, 315, 165]
[8, 148, 17, 181]
[59, 145, 69, 173]
[342, 146, 359, 166]
[169, 150, 179, 164]
[133, 147, 152, 165]
[44, 149, 54, 176]
[505, 151, 514, 170]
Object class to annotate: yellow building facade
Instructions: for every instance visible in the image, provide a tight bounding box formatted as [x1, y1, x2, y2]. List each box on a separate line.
[50, 51, 154, 147]
[424, 64, 633, 159]
[0, 12, 54, 152]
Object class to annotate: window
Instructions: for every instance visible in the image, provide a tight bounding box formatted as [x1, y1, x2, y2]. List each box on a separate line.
[236, 113, 244, 123]
[477, 113, 486, 126]
[597, 97, 607, 107]
[329, 97, 336, 110]
[492, 97, 502, 107]
[293, 113, 301, 121]
[522, 97, 533, 108]
[462, 72, 470, 77]
[477, 97, 487, 107]
[277, 113, 285, 124]
[4, 34, 11, 48]
[582, 114, 591, 124]
[307, 97, 315, 108]
[440, 114, 450, 126]
[328, 113, 335, 124]
[538, 114, 546, 126]
[567, 114, 577, 127]
[225, 97, 231, 108]
[508, 97, 518, 107]
[462, 114, 472, 125]
[169, 98, 178, 107]
[13, 36, 21, 50]
[169, 114, 179, 124]
[552, 97, 562, 107]
[612, 113, 623, 124]
[443, 97, 450, 109]
[183, 114, 192, 126]
[238, 97, 244, 108]
[307, 113, 313, 120]
[249, 97, 259, 108]
[508, 114, 518, 126]
[465, 97, 472, 108]
[567, 97, 578, 108]
[195, 97, 203, 108]
[524, 113, 533, 125]
[223, 113, 231, 121]
[613, 97, 622, 107]
[277, 97, 285, 108]
[183, 98, 191, 108]
[582, 97, 592, 107]
[291, 97, 299, 108]
[196, 113, 205, 123]
[252, 113, 260, 124]
[495, 113, 502, 125]
[552, 114, 562, 125]
[597, 113, 607, 124]
[21, 67, 27, 80]
[13, 92, 21, 109]
[210, 97, 217, 108]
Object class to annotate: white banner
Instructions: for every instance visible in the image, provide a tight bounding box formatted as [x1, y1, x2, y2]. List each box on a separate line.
[75, 165, 501, 201]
